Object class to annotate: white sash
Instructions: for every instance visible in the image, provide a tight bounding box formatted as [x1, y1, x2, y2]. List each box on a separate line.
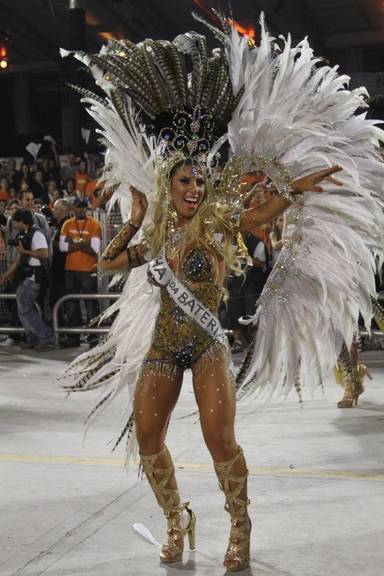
[148, 250, 226, 344]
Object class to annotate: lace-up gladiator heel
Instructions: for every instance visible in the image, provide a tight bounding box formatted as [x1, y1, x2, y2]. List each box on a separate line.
[337, 363, 372, 408]
[140, 446, 196, 563]
[214, 446, 251, 572]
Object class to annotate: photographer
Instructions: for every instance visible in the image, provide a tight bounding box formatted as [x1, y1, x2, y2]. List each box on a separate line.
[50, 199, 70, 330]
[59, 198, 101, 347]
[0, 209, 54, 350]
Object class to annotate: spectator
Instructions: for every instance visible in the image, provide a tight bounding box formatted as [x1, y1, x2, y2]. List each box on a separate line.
[4, 199, 21, 259]
[40, 157, 50, 176]
[61, 152, 79, 181]
[33, 198, 43, 213]
[50, 199, 70, 324]
[6, 158, 19, 189]
[16, 162, 32, 192]
[19, 189, 35, 211]
[270, 214, 284, 265]
[19, 190, 52, 263]
[31, 169, 49, 204]
[225, 233, 267, 353]
[63, 177, 80, 201]
[8, 186, 17, 199]
[59, 198, 101, 347]
[248, 185, 272, 260]
[0, 199, 21, 346]
[0, 177, 11, 201]
[46, 157, 60, 182]
[47, 179, 62, 207]
[0, 208, 54, 349]
[0, 200, 6, 227]
[85, 177, 105, 209]
[75, 159, 91, 196]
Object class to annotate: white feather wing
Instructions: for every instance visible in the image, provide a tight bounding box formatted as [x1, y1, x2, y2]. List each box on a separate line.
[227, 18, 384, 399]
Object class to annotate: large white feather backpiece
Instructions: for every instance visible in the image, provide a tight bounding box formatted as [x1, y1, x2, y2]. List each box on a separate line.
[61, 15, 384, 460]
[226, 17, 384, 399]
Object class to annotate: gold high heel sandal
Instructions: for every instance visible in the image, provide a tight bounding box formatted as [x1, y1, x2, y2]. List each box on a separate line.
[162, 502, 196, 563]
[140, 446, 196, 564]
[337, 363, 371, 408]
[214, 447, 251, 572]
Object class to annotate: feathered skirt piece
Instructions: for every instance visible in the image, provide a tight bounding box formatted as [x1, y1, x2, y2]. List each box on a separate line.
[62, 265, 161, 462]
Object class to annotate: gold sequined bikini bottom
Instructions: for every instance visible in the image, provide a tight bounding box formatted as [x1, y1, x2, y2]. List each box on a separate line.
[140, 339, 229, 380]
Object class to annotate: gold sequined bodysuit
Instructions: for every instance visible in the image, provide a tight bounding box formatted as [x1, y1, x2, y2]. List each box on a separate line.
[142, 247, 226, 377]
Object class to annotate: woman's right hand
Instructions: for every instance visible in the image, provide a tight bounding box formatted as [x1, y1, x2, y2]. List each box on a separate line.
[130, 186, 148, 227]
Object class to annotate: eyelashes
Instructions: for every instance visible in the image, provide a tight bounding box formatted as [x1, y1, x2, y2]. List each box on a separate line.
[178, 178, 205, 186]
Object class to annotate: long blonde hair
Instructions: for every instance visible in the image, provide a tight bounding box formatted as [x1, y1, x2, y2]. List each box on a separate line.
[144, 163, 242, 276]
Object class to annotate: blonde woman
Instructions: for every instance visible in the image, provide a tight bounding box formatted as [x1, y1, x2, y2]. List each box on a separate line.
[95, 160, 339, 571]
[61, 15, 383, 573]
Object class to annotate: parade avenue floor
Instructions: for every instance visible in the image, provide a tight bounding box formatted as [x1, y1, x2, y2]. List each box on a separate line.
[1, 347, 383, 576]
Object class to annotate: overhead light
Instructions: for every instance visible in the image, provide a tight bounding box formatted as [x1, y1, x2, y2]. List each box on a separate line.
[0, 44, 8, 70]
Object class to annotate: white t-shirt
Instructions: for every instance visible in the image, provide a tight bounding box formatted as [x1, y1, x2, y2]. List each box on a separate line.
[29, 230, 48, 267]
[252, 242, 266, 262]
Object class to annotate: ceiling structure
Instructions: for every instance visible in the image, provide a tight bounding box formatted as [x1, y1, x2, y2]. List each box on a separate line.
[1, 0, 384, 74]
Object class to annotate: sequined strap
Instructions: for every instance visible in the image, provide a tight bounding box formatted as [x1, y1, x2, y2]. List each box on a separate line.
[139, 446, 180, 512]
[148, 249, 227, 345]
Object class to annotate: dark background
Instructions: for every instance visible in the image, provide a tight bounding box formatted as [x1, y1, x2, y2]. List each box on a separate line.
[1, 0, 384, 156]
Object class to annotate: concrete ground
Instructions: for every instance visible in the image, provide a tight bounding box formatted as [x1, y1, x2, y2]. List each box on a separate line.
[0, 347, 383, 576]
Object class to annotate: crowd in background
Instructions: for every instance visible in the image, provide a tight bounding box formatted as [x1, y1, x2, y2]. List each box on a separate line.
[0, 147, 107, 349]
[0, 148, 295, 353]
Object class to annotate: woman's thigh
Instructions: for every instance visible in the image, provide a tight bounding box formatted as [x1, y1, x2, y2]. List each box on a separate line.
[133, 366, 183, 454]
[192, 352, 237, 460]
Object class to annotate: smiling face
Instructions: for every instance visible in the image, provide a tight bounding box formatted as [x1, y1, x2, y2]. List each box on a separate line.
[170, 163, 205, 224]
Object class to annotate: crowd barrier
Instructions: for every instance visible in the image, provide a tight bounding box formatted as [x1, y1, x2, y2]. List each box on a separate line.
[52, 293, 119, 346]
[0, 292, 383, 348]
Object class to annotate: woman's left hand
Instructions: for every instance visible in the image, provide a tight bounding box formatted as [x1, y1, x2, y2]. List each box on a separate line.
[291, 165, 343, 194]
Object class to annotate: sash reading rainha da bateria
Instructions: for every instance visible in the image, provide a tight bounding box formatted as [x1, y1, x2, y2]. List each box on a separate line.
[148, 250, 227, 345]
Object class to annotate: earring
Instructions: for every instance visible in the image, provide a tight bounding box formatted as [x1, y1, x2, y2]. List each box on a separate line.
[166, 189, 178, 255]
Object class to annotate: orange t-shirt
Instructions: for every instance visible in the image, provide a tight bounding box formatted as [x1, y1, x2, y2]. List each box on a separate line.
[61, 216, 101, 272]
[85, 179, 104, 209]
[75, 170, 91, 195]
[0, 190, 10, 201]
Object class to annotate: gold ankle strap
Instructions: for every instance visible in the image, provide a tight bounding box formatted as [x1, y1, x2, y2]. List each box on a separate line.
[140, 446, 180, 512]
[214, 447, 250, 520]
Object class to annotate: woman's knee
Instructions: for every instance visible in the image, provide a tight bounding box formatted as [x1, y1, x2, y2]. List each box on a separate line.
[203, 425, 237, 461]
[135, 417, 166, 454]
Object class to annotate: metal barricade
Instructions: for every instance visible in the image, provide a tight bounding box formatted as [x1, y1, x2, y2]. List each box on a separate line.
[1, 292, 384, 349]
[0, 294, 42, 333]
[52, 293, 120, 345]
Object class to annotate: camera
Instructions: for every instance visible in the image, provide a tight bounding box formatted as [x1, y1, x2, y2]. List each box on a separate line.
[40, 204, 57, 226]
[8, 232, 27, 247]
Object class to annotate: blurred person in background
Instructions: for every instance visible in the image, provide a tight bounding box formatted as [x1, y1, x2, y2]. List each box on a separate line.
[19, 190, 52, 268]
[50, 199, 71, 341]
[16, 162, 32, 193]
[0, 177, 11, 201]
[75, 159, 91, 197]
[31, 168, 49, 204]
[0, 199, 21, 346]
[6, 159, 19, 189]
[270, 214, 285, 265]
[47, 179, 62, 207]
[33, 198, 43, 213]
[85, 175, 105, 210]
[248, 182, 274, 260]
[63, 177, 80, 201]
[0, 209, 54, 349]
[60, 151, 79, 181]
[59, 198, 101, 347]
[225, 232, 267, 353]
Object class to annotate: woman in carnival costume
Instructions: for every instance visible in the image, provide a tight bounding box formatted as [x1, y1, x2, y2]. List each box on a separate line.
[61, 12, 384, 572]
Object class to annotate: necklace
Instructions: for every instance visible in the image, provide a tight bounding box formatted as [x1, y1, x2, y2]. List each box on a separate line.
[74, 218, 87, 240]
